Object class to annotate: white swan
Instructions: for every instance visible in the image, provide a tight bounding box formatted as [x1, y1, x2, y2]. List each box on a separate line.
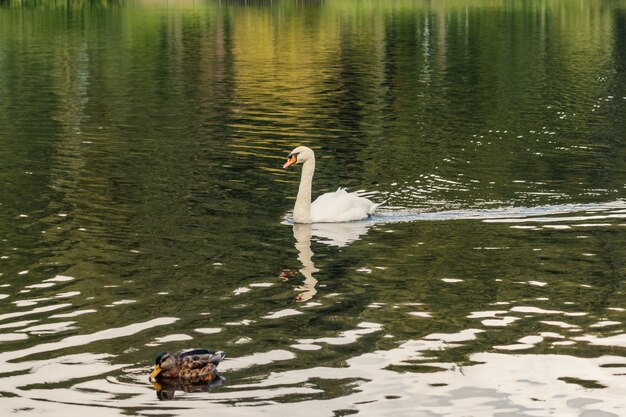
[283, 146, 381, 223]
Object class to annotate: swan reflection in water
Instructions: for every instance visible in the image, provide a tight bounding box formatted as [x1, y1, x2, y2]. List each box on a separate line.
[286, 221, 373, 302]
[150, 376, 225, 400]
[283, 199, 626, 299]
[290, 224, 319, 302]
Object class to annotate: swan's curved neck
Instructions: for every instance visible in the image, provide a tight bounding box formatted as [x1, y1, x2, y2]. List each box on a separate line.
[293, 157, 315, 223]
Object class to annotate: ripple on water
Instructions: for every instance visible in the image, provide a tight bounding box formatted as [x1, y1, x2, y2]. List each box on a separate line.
[17, 321, 78, 335]
[194, 327, 223, 334]
[147, 334, 194, 346]
[262, 309, 303, 319]
[295, 322, 383, 348]
[0, 317, 179, 364]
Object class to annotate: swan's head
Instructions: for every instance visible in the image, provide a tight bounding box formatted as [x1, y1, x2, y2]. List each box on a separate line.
[283, 146, 314, 168]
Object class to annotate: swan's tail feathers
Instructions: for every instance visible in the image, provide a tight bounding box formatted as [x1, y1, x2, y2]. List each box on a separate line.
[355, 189, 379, 198]
[370, 200, 386, 214]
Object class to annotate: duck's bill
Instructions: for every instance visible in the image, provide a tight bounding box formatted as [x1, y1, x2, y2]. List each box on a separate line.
[283, 155, 297, 168]
[150, 380, 163, 391]
[149, 365, 161, 380]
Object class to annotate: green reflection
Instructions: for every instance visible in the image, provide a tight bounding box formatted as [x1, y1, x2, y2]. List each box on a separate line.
[0, 0, 624, 413]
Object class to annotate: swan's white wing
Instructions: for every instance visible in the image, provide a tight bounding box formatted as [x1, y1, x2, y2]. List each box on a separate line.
[310, 188, 379, 223]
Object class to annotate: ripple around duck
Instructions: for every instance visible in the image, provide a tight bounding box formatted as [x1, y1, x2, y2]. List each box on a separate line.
[0, 317, 179, 365]
[0, 282, 624, 415]
[4, 348, 624, 416]
[122, 341, 624, 416]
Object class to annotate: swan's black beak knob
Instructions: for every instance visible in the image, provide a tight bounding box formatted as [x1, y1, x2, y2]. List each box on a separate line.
[283, 154, 297, 168]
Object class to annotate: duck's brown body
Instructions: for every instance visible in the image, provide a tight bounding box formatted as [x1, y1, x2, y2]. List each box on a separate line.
[161, 354, 219, 379]
[151, 349, 225, 381]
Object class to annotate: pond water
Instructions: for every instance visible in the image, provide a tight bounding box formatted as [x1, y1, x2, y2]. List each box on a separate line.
[1, 0, 625, 416]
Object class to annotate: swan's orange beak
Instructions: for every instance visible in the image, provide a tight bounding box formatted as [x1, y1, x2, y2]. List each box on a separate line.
[283, 155, 297, 168]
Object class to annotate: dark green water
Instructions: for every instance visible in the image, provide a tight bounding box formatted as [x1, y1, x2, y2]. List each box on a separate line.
[0, 1, 625, 415]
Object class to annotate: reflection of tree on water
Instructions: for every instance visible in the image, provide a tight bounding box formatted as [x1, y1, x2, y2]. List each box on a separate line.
[151, 376, 224, 401]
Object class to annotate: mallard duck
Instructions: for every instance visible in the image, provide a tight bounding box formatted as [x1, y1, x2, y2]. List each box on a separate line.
[149, 349, 225, 381]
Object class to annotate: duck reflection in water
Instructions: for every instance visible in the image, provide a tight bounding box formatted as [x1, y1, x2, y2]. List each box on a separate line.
[150, 375, 225, 400]
[285, 222, 373, 302]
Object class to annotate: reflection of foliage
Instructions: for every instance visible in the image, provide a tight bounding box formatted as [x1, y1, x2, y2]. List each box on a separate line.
[0, 0, 624, 388]
[0, 0, 122, 8]
[0, 1, 622, 208]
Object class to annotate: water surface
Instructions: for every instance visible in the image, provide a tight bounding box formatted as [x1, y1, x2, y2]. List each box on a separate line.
[0, 1, 625, 416]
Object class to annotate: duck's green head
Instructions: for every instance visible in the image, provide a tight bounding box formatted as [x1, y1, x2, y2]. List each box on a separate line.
[149, 352, 174, 380]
